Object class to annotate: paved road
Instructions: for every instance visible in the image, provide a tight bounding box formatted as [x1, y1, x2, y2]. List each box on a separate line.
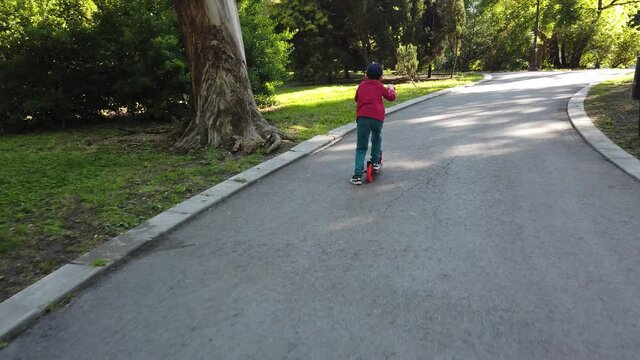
[4, 71, 640, 359]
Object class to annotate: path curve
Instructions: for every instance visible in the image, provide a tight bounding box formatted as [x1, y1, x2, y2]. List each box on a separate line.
[567, 77, 640, 181]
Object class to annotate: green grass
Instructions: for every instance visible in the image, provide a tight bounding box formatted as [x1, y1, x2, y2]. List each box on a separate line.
[91, 258, 108, 267]
[586, 73, 640, 159]
[0, 73, 482, 301]
[45, 294, 74, 314]
[0, 127, 265, 300]
[264, 73, 483, 140]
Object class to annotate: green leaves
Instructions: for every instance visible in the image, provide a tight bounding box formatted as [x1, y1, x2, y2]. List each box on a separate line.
[0, 0, 188, 132]
[396, 43, 419, 80]
[460, 0, 640, 70]
[239, 0, 293, 105]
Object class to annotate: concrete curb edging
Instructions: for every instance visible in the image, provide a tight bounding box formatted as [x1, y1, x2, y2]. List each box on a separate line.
[0, 73, 492, 342]
[567, 82, 640, 183]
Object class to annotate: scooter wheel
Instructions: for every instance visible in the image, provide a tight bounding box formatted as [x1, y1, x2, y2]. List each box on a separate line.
[366, 162, 374, 183]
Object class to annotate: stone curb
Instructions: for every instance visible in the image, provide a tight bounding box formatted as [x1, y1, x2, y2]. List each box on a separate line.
[0, 73, 492, 342]
[567, 80, 640, 183]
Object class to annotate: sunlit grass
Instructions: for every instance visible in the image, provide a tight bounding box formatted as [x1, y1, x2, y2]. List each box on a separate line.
[265, 73, 483, 140]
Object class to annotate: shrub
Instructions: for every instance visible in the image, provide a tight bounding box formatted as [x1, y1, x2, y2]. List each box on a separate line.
[396, 44, 419, 80]
[239, 0, 292, 106]
[92, 0, 189, 121]
[0, 0, 189, 132]
[0, 1, 104, 132]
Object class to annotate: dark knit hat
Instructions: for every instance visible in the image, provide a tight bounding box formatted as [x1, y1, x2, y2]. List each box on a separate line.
[366, 63, 383, 79]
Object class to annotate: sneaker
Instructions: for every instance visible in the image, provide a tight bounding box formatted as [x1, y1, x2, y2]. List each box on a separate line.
[350, 175, 362, 185]
[372, 162, 381, 173]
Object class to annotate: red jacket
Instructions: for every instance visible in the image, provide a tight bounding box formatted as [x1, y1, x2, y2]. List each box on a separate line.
[355, 80, 396, 121]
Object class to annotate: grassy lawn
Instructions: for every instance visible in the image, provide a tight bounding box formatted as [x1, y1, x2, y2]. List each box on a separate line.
[586, 74, 640, 159]
[0, 128, 264, 300]
[0, 73, 482, 301]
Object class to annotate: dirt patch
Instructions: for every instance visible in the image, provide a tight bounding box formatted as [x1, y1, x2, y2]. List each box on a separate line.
[0, 199, 105, 302]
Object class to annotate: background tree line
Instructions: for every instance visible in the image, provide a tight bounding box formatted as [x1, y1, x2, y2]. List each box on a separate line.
[1, 0, 639, 134]
[0, 0, 289, 133]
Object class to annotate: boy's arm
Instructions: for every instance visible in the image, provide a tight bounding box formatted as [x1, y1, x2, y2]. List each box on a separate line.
[354, 88, 359, 102]
[382, 84, 396, 101]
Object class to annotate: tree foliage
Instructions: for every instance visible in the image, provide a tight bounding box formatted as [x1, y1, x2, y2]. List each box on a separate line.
[0, 0, 188, 132]
[2, 0, 640, 134]
[458, 0, 640, 71]
[442, 0, 466, 75]
[0, 0, 292, 133]
[239, 0, 292, 105]
[396, 43, 419, 79]
[419, 0, 447, 76]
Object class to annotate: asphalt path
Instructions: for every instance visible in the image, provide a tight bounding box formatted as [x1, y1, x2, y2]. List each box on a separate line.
[4, 71, 640, 359]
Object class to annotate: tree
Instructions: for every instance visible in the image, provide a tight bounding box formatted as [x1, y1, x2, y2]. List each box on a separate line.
[443, 0, 466, 77]
[419, 0, 447, 78]
[172, 0, 282, 153]
[608, 26, 640, 67]
[239, 0, 292, 105]
[459, 0, 536, 71]
[396, 43, 420, 80]
[271, 0, 337, 81]
[400, 0, 426, 46]
[529, 0, 541, 70]
[549, 0, 640, 68]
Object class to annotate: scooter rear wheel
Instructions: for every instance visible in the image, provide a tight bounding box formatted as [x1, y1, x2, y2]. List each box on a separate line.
[366, 161, 374, 183]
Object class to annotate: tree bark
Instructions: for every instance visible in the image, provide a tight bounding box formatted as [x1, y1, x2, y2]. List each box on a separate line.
[569, 6, 607, 69]
[450, 53, 457, 79]
[549, 34, 562, 68]
[172, 0, 282, 154]
[450, 36, 459, 79]
[529, 0, 541, 71]
[361, 32, 372, 65]
[570, 37, 589, 68]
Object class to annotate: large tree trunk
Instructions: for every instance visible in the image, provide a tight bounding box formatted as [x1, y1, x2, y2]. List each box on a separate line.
[569, 37, 588, 69]
[549, 34, 562, 68]
[529, 0, 541, 71]
[172, 0, 282, 154]
[449, 37, 459, 79]
[569, 7, 606, 69]
[360, 31, 372, 65]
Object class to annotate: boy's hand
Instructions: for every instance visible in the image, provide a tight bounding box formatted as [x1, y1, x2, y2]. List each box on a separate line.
[387, 84, 395, 91]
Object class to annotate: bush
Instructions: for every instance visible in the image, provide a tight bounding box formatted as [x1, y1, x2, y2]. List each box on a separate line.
[92, 0, 189, 120]
[239, 0, 292, 106]
[396, 44, 419, 80]
[0, 1, 105, 132]
[0, 0, 189, 132]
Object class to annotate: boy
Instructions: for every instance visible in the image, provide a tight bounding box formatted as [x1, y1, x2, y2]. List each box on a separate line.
[350, 63, 396, 185]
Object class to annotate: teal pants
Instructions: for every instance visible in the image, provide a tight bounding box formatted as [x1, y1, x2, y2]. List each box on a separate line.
[354, 116, 383, 176]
